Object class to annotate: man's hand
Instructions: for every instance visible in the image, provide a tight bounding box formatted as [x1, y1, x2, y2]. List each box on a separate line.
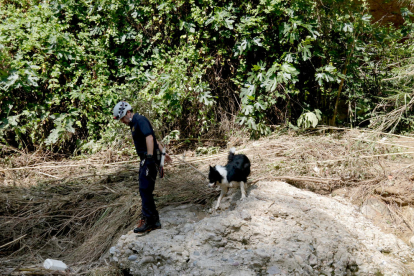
[164, 153, 172, 164]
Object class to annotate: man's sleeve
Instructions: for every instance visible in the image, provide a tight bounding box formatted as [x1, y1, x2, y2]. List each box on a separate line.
[138, 117, 153, 137]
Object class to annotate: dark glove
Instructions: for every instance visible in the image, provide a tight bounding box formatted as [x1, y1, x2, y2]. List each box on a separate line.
[145, 157, 157, 179]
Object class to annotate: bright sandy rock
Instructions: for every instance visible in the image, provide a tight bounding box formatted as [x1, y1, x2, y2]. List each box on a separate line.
[110, 181, 414, 275]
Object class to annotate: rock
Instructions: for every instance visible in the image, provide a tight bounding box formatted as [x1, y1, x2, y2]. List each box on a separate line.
[360, 197, 392, 220]
[240, 209, 251, 221]
[109, 182, 414, 276]
[309, 254, 318, 266]
[255, 249, 270, 259]
[173, 235, 186, 241]
[294, 254, 304, 265]
[267, 265, 281, 275]
[125, 249, 132, 255]
[170, 246, 184, 253]
[139, 256, 154, 265]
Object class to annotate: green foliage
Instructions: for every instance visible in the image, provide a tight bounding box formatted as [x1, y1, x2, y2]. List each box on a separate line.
[0, 0, 413, 152]
[162, 130, 180, 145]
[297, 109, 322, 129]
[196, 146, 220, 156]
[369, 11, 414, 133]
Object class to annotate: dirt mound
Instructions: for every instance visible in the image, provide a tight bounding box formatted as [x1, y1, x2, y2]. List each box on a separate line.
[110, 181, 414, 275]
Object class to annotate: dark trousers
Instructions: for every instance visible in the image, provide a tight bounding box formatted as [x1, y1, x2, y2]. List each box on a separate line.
[139, 160, 158, 219]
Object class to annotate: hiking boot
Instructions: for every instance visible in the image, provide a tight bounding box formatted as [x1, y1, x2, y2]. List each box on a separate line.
[135, 213, 145, 228]
[133, 216, 157, 233]
[153, 213, 161, 229]
[135, 218, 145, 229]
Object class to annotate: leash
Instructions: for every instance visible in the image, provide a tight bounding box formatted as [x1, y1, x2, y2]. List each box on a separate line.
[157, 141, 209, 180]
[171, 155, 209, 180]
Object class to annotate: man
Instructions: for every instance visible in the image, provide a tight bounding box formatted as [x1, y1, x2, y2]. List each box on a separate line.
[113, 101, 171, 233]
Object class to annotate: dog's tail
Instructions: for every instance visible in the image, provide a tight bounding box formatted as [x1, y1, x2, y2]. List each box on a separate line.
[228, 147, 236, 162]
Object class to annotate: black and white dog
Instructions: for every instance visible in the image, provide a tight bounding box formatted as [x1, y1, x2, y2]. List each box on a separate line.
[208, 147, 251, 209]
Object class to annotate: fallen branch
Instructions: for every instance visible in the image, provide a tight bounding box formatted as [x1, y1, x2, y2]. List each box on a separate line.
[0, 234, 27, 249]
[387, 204, 414, 233]
[351, 138, 414, 150]
[0, 160, 141, 172]
[317, 126, 414, 140]
[277, 151, 414, 171]
[352, 177, 383, 186]
[249, 177, 268, 184]
[0, 143, 284, 173]
[176, 138, 227, 142]
[36, 171, 61, 179]
[0, 143, 25, 154]
[0, 163, 96, 172]
[273, 176, 341, 184]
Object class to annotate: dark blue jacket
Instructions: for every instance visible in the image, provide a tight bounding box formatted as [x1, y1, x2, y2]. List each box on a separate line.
[129, 113, 158, 158]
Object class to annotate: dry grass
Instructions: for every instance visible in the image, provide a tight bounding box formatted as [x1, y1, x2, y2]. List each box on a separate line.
[1, 127, 414, 274]
[0, 146, 218, 275]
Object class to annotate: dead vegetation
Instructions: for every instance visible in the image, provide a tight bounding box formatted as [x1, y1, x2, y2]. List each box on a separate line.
[0, 144, 217, 275]
[1, 127, 414, 275]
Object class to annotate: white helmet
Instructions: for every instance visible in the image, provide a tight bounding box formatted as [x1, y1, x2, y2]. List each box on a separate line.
[113, 101, 132, 120]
